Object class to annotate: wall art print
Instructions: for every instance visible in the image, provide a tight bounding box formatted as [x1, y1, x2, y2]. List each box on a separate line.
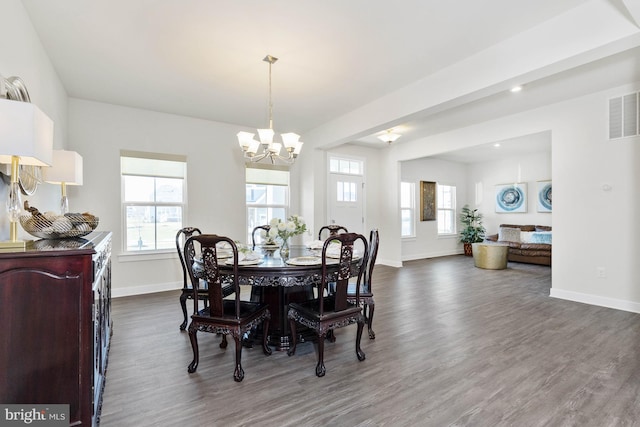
[495, 183, 527, 213]
[420, 181, 436, 221]
[537, 180, 552, 212]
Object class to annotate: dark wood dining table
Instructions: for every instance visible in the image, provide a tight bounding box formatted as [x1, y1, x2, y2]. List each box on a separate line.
[218, 244, 353, 351]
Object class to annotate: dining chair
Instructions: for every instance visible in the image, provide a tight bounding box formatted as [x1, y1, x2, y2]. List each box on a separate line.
[184, 234, 272, 382]
[346, 228, 379, 339]
[287, 232, 369, 377]
[177, 227, 205, 330]
[317, 224, 348, 240]
[176, 227, 236, 351]
[251, 224, 271, 249]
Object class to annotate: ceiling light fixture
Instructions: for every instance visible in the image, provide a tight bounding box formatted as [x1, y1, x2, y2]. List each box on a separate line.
[510, 85, 522, 93]
[237, 55, 303, 165]
[378, 130, 401, 145]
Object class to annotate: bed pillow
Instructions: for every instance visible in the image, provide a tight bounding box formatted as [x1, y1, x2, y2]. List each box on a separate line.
[530, 231, 552, 244]
[498, 227, 521, 243]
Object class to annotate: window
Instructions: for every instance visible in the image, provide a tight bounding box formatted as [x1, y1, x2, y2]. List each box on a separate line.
[329, 158, 361, 175]
[400, 182, 415, 237]
[337, 181, 357, 202]
[246, 165, 289, 244]
[121, 151, 186, 252]
[437, 184, 457, 235]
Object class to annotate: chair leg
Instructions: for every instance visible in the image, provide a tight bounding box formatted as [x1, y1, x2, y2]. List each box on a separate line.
[366, 301, 376, 339]
[187, 326, 199, 373]
[179, 291, 189, 330]
[287, 319, 298, 356]
[356, 320, 366, 362]
[262, 318, 272, 356]
[220, 334, 228, 349]
[233, 335, 244, 382]
[316, 332, 326, 377]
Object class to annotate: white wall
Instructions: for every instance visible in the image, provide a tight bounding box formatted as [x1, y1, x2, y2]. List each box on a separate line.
[397, 146, 552, 260]
[5, 0, 640, 313]
[0, 1, 68, 241]
[400, 157, 467, 260]
[469, 150, 552, 235]
[372, 81, 640, 312]
[549, 83, 640, 312]
[68, 99, 305, 296]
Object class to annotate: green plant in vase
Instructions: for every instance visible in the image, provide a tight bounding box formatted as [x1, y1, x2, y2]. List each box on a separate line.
[459, 205, 485, 256]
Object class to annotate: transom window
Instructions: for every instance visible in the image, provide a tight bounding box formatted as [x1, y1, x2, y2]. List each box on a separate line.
[329, 158, 362, 175]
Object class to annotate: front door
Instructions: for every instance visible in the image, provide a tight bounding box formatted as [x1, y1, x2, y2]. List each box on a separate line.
[328, 172, 364, 235]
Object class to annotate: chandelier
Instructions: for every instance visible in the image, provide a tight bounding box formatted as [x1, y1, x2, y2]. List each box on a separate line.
[237, 55, 303, 164]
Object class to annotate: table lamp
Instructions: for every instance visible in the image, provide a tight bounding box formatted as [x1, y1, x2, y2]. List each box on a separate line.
[44, 150, 83, 214]
[0, 98, 54, 249]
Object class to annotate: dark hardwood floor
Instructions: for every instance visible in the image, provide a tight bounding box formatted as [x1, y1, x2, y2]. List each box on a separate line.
[100, 256, 640, 426]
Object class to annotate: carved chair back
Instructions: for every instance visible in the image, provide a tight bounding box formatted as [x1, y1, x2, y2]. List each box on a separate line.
[176, 227, 202, 290]
[251, 225, 271, 249]
[319, 232, 368, 316]
[184, 234, 241, 318]
[318, 225, 348, 241]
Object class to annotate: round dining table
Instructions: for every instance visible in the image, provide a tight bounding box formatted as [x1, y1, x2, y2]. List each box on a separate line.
[218, 245, 354, 351]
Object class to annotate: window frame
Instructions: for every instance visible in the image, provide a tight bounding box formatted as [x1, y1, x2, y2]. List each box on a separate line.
[245, 165, 290, 245]
[120, 151, 187, 255]
[437, 183, 457, 236]
[400, 181, 416, 238]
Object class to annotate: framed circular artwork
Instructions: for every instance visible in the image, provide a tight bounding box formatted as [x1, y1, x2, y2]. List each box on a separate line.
[495, 183, 527, 213]
[537, 181, 552, 212]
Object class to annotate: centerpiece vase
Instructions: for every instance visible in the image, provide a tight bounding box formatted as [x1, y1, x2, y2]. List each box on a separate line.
[280, 238, 290, 260]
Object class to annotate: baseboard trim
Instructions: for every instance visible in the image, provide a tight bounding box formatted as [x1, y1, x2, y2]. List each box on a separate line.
[113, 281, 181, 298]
[377, 258, 403, 268]
[550, 288, 640, 314]
[402, 249, 463, 262]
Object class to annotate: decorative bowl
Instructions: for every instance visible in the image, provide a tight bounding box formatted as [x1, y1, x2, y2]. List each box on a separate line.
[19, 212, 99, 239]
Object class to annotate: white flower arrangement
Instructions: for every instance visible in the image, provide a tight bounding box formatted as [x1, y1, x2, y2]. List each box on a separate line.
[268, 215, 307, 242]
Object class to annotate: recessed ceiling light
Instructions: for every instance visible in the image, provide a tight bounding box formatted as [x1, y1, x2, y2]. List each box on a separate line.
[510, 86, 522, 93]
[493, 143, 501, 148]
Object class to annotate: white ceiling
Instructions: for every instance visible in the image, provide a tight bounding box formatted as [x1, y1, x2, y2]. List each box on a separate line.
[18, 0, 640, 153]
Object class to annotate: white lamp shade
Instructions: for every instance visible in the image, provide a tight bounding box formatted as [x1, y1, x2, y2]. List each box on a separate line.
[293, 141, 304, 155]
[237, 131, 255, 150]
[247, 139, 261, 155]
[281, 132, 300, 150]
[0, 98, 53, 166]
[44, 150, 83, 185]
[257, 128, 274, 145]
[268, 143, 282, 155]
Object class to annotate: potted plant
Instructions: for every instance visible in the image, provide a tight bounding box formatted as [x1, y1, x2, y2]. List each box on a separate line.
[459, 205, 485, 256]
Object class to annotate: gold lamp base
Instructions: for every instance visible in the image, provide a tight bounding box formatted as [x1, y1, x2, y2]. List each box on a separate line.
[0, 240, 29, 251]
[0, 219, 32, 252]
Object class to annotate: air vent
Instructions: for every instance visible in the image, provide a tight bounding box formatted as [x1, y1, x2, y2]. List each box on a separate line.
[609, 92, 639, 139]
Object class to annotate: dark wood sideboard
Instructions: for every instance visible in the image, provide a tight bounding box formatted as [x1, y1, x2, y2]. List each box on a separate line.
[0, 231, 112, 426]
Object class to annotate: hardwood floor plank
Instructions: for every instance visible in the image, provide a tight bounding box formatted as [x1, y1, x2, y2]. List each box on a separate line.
[100, 256, 640, 426]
